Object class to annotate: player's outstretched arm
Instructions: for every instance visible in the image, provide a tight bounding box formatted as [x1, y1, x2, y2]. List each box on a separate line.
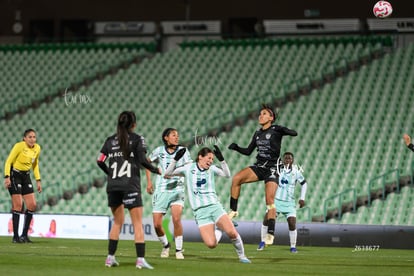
[282, 126, 298, 137]
[403, 134, 414, 152]
[164, 148, 186, 177]
[228, 134, 256, 156]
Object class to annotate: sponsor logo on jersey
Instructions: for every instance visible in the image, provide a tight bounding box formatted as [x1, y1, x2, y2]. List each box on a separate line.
[196, 178, 206, 187]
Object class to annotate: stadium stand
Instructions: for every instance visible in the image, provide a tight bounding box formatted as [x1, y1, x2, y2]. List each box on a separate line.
[1, 37, 413, 227]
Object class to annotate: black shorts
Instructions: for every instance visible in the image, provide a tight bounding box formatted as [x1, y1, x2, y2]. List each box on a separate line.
[107, 191, 143, 209]
[9, 169, 34, 196]
[250, 165, 279, 184]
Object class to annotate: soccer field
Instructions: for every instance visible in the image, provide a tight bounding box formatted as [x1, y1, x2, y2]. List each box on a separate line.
[0, 237, 412, 275]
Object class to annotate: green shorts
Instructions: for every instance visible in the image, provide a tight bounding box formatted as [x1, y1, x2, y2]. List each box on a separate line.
[275, 199, 296, 218]
[193, 203, 226, 227]
[152, 190, 184, 214]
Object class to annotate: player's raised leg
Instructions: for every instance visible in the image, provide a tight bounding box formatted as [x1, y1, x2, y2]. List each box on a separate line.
[229, 167, 258, 219]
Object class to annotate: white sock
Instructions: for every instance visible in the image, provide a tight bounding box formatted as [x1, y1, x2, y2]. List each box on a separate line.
[175, 235, 183, 251]
[231, 233, 245, 258]
[158, 235, 169, 247]
[261, 224, 268, 242]
[289, 230, 297, 248]
[215, 229, 223, 245]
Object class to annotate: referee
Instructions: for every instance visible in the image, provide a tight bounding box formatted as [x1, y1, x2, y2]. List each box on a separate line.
[4, 129, 42, 243]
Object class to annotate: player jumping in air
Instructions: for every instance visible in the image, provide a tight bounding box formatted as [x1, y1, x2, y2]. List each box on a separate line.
[228, 104, 297, 246]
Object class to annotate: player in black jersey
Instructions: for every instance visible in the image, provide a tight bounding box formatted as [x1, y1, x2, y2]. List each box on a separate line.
[97, 111, 160, 269]
[228, 104, 297, 246]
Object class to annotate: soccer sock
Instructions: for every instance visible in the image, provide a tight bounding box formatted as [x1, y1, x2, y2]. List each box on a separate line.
[289, 230, 297, 248]
[230, 197, 238, 212]
[231, 234, 245, 258]
[12, 211, 20, 238]
[267, 219, 275, 235]
[158, 234, 169, 247]
[175, 235, 183, 251]
[108, 239, 118, 255]
[135, 242, 145, 258]
[214, 228, 223, 245]
[261, 224, 268, 242]
[22, 209, 34, 237]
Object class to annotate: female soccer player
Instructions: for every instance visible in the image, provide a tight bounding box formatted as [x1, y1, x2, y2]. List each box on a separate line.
[227, 104, 297, 246]
[4, 129, 42, 243]
[97, 111, 160, 269]
[164, 146, 251, 263]
[257, 152, 307, 252]
[145, 128, 192, 259]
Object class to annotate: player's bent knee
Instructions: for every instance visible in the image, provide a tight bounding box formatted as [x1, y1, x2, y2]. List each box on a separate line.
[206, 242, 217, 249]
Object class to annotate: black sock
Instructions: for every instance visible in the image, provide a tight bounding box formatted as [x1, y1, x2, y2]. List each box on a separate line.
[267, 219, 275, 235]
[108, 239, 118, 255]
[230, 197, 238, 212]
[135, 242, 145, 258]
[22, 209, 34, 237]
[12, 211, 20, 238]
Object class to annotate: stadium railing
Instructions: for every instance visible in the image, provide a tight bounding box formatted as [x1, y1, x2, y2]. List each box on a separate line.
[323, 188, 357, 222]
[367, 168, 400, 206]
[297, 206, 312, 222]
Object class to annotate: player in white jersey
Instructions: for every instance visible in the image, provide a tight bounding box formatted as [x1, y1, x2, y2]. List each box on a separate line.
[257, 152, 307, 253]
[165, 146, 251, 264]
[145, 128, 192, 259]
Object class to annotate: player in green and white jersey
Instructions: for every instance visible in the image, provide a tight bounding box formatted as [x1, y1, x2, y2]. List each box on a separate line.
[257, 152, 307, 253]
[145, 128, 192, 259]
[165, 146, 251, 264]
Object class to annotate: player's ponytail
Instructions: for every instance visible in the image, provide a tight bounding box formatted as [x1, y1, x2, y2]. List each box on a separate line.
[117, 111, 136, 159]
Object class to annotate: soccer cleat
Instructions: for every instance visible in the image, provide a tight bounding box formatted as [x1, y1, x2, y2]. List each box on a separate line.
[239, 256, 251, 264]
[136, 258, 154, 269]
[290, 247, 298, 253]
[19, 235, 33, 243]
[257, 241, 265, 251]
[264, 234, 274, 246]
[12, 237, 22, 243]
[175, 250, 184, 259]
[228, 210, 239, 220]
[105, 256, 119, 267]
[160, 243, 170, 258]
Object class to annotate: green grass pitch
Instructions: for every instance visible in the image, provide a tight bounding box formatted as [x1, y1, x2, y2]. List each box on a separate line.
[0, 237, 413, 275]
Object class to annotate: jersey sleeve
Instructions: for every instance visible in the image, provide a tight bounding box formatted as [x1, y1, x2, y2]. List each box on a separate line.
[177, 147, 192, 166]
[280, 125, 298, 136]
[297, 170, 306, 185]
[4, 142, 23, 177]
[134, 137, 159, 174]
[232, 133, 257, 155]
[211, 161, 231, 177]
[148, 147, 160, 162]
[97, 138, 110, 174]
[32, 145, 41, 180]
[165, 160, 186, 177]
